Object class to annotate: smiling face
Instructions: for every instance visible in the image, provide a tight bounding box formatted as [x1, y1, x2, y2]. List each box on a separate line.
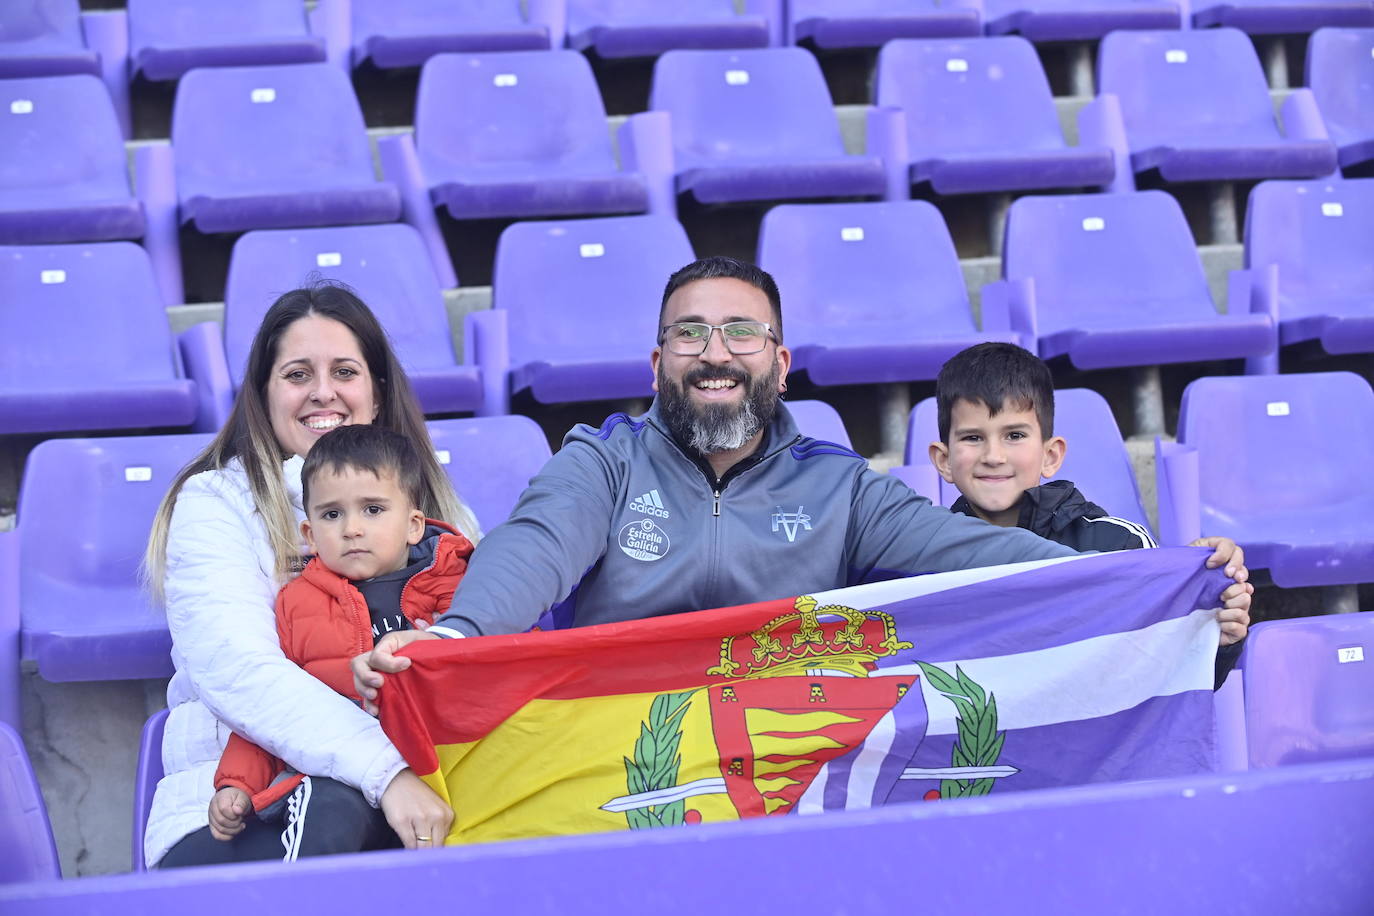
[266, 315, 378, 459]
[300, 465, 425, 581]
[929, 398, 1066, 527]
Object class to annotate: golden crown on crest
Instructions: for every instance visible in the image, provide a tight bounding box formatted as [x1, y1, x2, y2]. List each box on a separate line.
[706, 595, 913, 679]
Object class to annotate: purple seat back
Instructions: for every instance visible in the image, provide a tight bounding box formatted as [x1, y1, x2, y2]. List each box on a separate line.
[353, 0, 548, 69]
[0, 721, 60, 883]
[426, 416, 553, 534]
[1307, 27, 1374, 163]
[789, 0, 983, 47]
[0, 0, 96, 78]
[1004, 191, 1215, 336]
[18, 433, 214, 682]
[650, 47, 849, 168]
[128, 0, 324, 81]
[784, 400, 853, 449]
[1098, 28, 1280, 152]
[876, 37, 1068, 157]
[1245, 178, 1374, 322]
[1243, 615, 1374, 768]
[568, 0, 769, 57]
[905, 388, 1152, 533]
[131, 708, 168, 872]
[493, 214, 694, 371]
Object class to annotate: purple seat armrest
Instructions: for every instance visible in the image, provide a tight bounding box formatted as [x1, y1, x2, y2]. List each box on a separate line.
[0, 531, 19, 733]
[309, 0, 352, 72]
[1077, 94, 1133, 193]
[377, 133, 459, 289]
[982, 277, 1037, 346]
[743, 0, 785, 46]
[979, 283, 1020, 346]
[82, 10, 131, 138]
[134, 143, 184, 308]
[618, 112, 677, 219]
[1234, 265, 1280, 375]
[1281, 89, 1331, 145]
[180, 322, 233, 433]
[527, 0, 568, 49]
[1214, 667, 1249, 773]
[866, 107, 912, 202]
[465, 310, 510, 417]
[889, 463, 942, 502]
[1155, 437, 1202, 546]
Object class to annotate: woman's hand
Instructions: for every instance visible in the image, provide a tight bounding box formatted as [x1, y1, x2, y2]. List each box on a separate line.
[379, 768, 453, 850]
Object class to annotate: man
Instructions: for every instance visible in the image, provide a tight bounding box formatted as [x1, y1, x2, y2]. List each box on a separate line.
[353, 257, 1251, 711]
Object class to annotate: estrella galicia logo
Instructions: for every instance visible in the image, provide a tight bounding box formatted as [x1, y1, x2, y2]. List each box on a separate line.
[771, 505, 812, 543]
[619, 519, 670, 561]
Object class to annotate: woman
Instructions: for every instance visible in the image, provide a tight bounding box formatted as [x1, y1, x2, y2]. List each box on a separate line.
[142, 283, 478, 867]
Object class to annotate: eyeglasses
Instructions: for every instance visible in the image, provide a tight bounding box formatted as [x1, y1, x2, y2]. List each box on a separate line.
[660, 321, 777, 356]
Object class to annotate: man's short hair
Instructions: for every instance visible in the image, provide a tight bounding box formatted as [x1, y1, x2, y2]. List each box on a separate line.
[936, 342, 1055, 443]
[300, 424, 426, 515]
[659, 256, 784, 343]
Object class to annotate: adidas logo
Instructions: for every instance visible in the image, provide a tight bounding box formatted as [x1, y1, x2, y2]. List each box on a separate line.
[629, 488, 671, 519]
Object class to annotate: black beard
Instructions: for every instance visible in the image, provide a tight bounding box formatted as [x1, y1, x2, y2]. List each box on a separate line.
[658, 361, 780, 456]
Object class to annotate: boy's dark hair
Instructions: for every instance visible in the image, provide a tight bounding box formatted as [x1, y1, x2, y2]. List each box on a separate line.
[659, 256, 784, 343]
[936, 343, 1055, 443]
[300, 425, 426, 515]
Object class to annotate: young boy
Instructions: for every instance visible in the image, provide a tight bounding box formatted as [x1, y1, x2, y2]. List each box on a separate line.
[207, 424, 472, 854]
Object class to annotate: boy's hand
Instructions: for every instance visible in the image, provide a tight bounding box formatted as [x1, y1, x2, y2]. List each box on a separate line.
[352, 629, 440, 716]
[1189, 537, 1253, 647]
[208, 787, 250, 841]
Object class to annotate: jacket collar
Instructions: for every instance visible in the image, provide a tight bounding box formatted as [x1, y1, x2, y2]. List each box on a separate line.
[644, 396, 802, 484]
[951, 480, 1096, 538]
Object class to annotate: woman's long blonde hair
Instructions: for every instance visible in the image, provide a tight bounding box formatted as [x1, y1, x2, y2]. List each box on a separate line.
[143, 283, 480, 604]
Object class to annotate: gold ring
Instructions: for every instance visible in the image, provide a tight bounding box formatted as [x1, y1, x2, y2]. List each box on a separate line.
[415, 835, 432, 842]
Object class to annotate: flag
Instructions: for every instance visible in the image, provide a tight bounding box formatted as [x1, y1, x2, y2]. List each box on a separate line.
[380, 548, 1225, 845]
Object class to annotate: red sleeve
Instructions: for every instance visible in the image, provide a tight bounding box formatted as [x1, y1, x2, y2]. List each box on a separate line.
[215, 731, 283, 798]
[303, 657, 360, 699]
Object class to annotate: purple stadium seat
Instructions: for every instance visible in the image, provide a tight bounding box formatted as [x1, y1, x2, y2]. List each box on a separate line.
[131, 708, 167, 872]
[1097, 28, 1338, 183]
[475, 214, 694, 412]
[0, 533, 17, 733]
[894, 388, 1153, 535]
[426, 416, 553, 532]
[0, 242, 198, 435]
[1194, 0, 1374, 34]
[986, 191, 1275, 371]
[127, 0, 325, 81]
[870, 37, 1115, 195]
[352, 0, 559, 69]
[568, 0, 770, 57]
[757, 201, 1017, 386]
[171, 63, 400, 234]
[1244, 178, 1374, 363]
[983, 0, 1180, 41]
[0, 722, 60, 883]
[1242, 614, 1374, 768]
[222, 224, 483, 416]
[1307, 27, 1374, 171]
[648, 47, 887, 204]
[783, 400, 853, 448]
[0, 75, 144, 245]
[786, 0, 981, 46]
[0, 0, 98, 77]
[17, 433, 213, 682]
[413, 51, 649, 221]
[1156, 372, 1374, 586]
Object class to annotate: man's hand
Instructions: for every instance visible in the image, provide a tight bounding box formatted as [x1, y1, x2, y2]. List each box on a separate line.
[208, 786, 250, 841]
[1189, 537, 1253, 646]
[350, 628, 440, 716]
[380, 768, 454, 850]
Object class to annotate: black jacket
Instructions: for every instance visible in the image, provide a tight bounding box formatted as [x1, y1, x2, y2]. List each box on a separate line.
[951, 479, 1241, 689]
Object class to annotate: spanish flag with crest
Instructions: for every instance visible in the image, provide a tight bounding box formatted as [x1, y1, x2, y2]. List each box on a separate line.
[380, 550, 1227, 845]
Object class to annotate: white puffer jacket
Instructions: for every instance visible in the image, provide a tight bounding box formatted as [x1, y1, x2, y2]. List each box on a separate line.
[144, 456, 408, 867]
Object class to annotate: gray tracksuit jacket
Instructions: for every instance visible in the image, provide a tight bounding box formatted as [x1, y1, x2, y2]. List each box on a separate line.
[434, 401, 1079, 636]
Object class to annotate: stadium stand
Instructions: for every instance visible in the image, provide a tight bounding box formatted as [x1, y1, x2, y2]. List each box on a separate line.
[1242, 177, 1374, 373]
[784, 0, 981, 47]
[1192, 0, 1374, 33]
[567, 0, 772, 57]
[890, 388, 1154, 536]
[126, 0, 325, 82]
[220, 224, 484, 420]
[757, 200, 1018, 386]
[983, 0, 1181, 41]
[870, 36, 1116, 195]
[350, 0, 559, 69]
[646, 47, 887, 205]
[425, 415, 554, 532]
[477, 213, 693, 413]
[1307, 26, 1374, 170]
[985, 190, 1275, 371]
[0, 722, 60, 883]
[0, 242, 198, 435]
[1096, 28, 1338, 183]
[1156, 372, 1374, 588]
[0, 0, 99, 78]
[782, 399, 853, 447]
[130, 708, 167, 872]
